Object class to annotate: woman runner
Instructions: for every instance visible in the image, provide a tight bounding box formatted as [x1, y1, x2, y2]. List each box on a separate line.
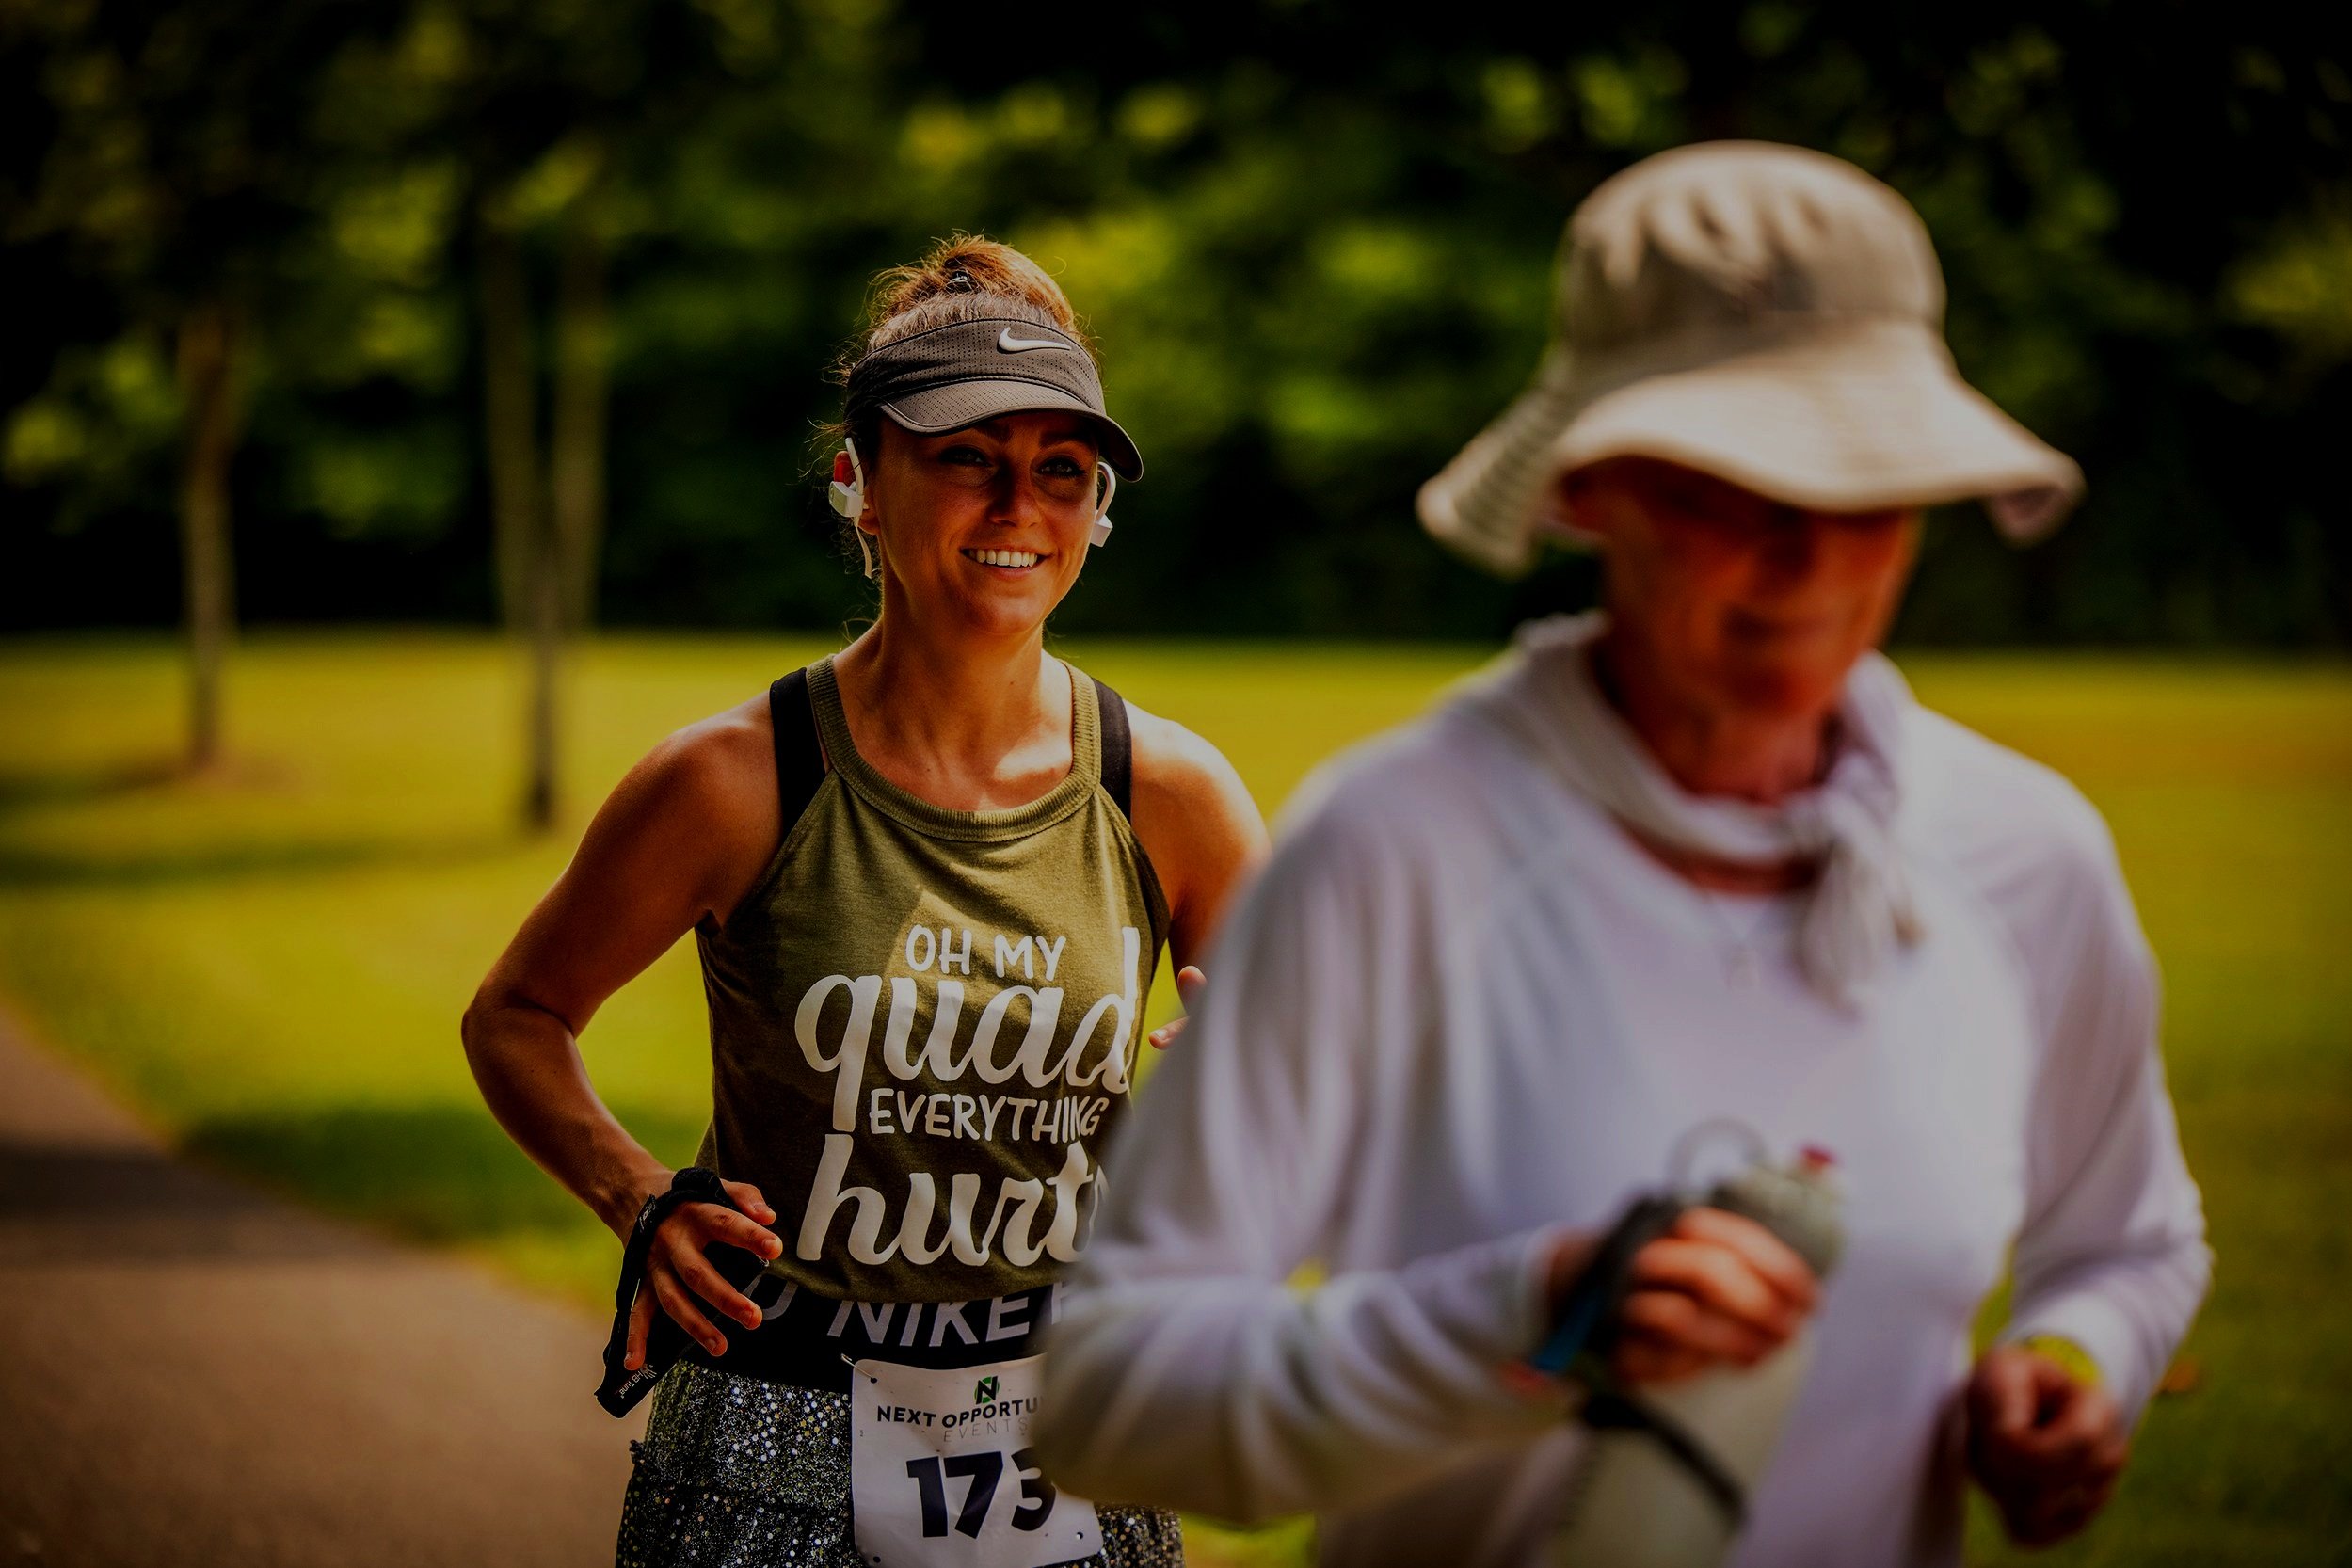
[463, 236, 1265, 1567]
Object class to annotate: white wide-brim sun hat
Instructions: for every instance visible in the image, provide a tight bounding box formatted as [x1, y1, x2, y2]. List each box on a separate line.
[1419, 142, 2085, 576]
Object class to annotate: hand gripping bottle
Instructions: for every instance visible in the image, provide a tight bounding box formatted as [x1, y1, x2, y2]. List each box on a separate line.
[1539, 1127, 1846, 1568]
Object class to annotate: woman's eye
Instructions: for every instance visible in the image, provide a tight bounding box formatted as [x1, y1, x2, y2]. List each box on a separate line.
[940, 446, 990, 467]
[1039, 456, 1083, 478]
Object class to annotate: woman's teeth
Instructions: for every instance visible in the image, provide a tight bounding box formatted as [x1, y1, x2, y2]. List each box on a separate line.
[966, 549, 1041, 568]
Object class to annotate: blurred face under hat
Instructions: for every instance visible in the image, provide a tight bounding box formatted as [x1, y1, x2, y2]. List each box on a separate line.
[1417, 141, 2084, 578]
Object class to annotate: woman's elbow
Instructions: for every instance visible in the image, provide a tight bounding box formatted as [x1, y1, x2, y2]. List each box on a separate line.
[458, 984, 529, 1080]
[458, 988, 497, 1066]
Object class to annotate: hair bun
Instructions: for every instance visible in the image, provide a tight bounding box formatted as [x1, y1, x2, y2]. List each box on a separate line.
[860, 232, 1086, 353]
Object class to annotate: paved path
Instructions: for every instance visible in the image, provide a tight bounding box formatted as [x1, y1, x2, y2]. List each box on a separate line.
[0, 1006, 645, 1568]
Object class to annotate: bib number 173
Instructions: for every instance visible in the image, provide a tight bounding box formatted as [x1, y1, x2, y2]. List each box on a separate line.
[903, 1447, 1056, 1537]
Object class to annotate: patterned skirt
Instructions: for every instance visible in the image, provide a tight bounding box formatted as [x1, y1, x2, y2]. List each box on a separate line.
[616, 1362, 1186, 1568]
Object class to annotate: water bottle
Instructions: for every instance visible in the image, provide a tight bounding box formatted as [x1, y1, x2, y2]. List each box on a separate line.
[1551, 1133, 1846, 1567]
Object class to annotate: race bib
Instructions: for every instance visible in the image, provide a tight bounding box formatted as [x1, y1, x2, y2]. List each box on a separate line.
[849, 1354, 1102, 1568]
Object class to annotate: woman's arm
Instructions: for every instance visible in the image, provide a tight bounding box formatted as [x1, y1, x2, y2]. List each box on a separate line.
[1124, 706, 1270, 974]
[1968, 817, 2209, 1542]
[460, 697, 786, 1356]
[1037, 808, 1561, 1522]
[1997, 819, 2209, 1415]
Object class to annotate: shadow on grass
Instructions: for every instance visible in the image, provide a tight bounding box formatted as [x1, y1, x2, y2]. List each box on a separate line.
[0, 1141, 379, 1264]
[0, 757, 187, 810]
[180, 1101, 711, 1247]
[0, 832, 519, 889]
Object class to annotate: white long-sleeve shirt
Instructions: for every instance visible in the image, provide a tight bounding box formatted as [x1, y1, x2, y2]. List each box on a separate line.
[1037, 685, 2209, 1568]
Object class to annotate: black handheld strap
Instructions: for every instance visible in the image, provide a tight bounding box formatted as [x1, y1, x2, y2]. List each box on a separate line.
[1093, 677, 1133, 823]
[1527, 1192, 1687, 1379]
[1582, 1389, 1750, 1524]
[1528, 1190, 1752, 1526]
[596, 1167, 764, 1417]
[768, 668, 827, 830]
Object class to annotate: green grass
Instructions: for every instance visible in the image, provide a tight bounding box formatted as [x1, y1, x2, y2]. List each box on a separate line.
[1, 632, 2347, 1565]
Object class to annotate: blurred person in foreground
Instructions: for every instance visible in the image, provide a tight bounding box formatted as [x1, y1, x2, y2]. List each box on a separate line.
[1034, 143, 2208, 1566]
[464, 236, 1264, 1567]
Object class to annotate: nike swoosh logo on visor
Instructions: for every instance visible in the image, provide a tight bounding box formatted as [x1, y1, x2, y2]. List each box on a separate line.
[997, 328, 1063, 353]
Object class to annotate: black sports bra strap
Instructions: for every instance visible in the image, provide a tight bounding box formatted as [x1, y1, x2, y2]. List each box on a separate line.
[1093, 677, 1134, 824]
[768, 668, 827, 829]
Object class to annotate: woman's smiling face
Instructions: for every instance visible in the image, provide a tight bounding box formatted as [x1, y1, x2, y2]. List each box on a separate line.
[860, 412, 1105, 641]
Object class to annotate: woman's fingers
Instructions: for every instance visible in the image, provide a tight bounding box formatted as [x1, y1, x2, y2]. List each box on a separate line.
[1605, 1208, 1821, 1385]
[669, 1241, 764, 1332]
[624, 1278, 656, 1370]
[1671, 1207, 1818, 1311]
[1964, 1346, 2130, 1545]
[721, 1180, 777, 1224]
[651, 1266, 728, 1357]
[660, 1215, 766, 1331]
[1617, 1285, 1782, 1367]
[1626, 1236, 1805, 1339]
[693, 1204, 783, 1262]
[1148, 967, 1211, 1049]
[1967, 1341, 2044, 1447]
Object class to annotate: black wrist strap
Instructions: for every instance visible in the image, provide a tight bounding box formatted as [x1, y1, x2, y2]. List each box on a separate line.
[1528, 1192, 1687, 1379]
[1581, 1389, 1750, 1524]
[595, 1167, 740, 1417]
[1526, 1191, 1753, 1527]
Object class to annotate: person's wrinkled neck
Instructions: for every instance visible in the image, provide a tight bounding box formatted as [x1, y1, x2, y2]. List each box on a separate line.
[1591, 625, 1837, 808]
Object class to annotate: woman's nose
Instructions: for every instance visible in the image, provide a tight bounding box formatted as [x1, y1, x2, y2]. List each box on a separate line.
[988, 468, 1046, 523]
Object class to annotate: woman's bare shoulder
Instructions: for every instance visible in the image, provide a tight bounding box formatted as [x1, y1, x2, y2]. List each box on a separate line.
[1120, 701, 1268, 957]
[572, 690, 783, 923]
[1123, 702, 1259, 840]
[629, 690, 776, 818]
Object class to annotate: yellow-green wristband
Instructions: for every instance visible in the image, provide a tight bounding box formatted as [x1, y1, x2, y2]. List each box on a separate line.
[2019, 1334, 2104, 1388]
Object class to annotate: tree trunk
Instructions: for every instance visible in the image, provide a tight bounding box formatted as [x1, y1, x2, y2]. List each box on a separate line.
[176, 299, 240, 774]
[552, 183, 610, 632]
[477, 190, 561, 833]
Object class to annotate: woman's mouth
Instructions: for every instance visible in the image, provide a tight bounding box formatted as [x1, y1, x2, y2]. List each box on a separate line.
[962, 548, 1043, 571]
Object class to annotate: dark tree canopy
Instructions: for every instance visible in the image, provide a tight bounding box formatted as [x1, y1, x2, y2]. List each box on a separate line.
[6, 0, 2348, 645]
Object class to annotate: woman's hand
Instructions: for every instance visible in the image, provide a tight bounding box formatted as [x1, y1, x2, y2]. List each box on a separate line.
[621, 1176, 785, 1369]
[1965, 1344, 2129, 1545]
[1146, 967, 1208, 1049]
[1547, 1207, 1819, 1385]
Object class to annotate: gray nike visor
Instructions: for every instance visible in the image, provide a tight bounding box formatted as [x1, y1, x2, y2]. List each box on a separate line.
[841, 317, 1144, 481]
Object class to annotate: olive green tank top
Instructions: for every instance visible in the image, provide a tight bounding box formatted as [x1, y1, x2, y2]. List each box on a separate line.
[694, 655, 1171, 1304]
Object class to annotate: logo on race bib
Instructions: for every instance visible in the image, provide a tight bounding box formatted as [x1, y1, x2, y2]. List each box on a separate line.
[975, 1375, 999, 1403]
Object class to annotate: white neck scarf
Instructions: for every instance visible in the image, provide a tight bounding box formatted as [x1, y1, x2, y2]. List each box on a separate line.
[1461, 612, 1923, 1009]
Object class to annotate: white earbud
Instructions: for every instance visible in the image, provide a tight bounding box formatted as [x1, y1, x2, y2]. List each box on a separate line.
[829, 438, 877, 580]
[1090, 463, 1117, 548]
[828, 435, 866, 518]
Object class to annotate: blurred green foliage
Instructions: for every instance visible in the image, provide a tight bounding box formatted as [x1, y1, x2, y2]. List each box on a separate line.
[4, 1, 2348, 644]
